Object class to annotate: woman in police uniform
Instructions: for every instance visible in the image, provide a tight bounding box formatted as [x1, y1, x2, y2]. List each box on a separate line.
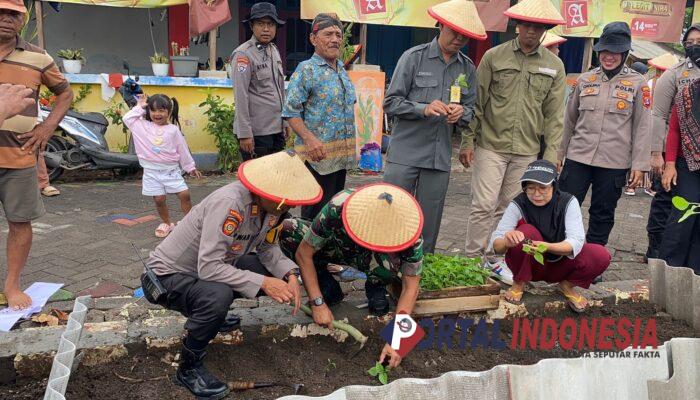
[557, 22, 651, 250]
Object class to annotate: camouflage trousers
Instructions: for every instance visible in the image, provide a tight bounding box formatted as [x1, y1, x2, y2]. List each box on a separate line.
[279, 217, 399, 285]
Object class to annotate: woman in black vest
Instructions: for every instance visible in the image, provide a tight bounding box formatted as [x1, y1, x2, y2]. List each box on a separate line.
[491, 160, 611, 312]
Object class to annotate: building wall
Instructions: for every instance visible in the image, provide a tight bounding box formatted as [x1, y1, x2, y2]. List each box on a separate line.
[36, 1, 242, 75]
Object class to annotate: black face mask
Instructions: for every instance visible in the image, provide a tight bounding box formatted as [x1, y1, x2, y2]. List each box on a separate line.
[686, 45, 700, 67]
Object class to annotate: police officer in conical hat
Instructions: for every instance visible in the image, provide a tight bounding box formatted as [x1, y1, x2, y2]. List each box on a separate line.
[143, 151, 321, 399]
[232, 2, 287, 161]
[558, 22, 651, 259]
[645, 23, 700, 261]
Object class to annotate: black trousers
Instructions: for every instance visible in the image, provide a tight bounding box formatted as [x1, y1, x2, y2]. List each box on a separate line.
[559, 159, 628, 245]
[144, 255, 271, 344]
[660, 158, 700, 274]
[301, 162, 347, 220]
[646, 171, 673, 259]
[239, 132, 286, 161]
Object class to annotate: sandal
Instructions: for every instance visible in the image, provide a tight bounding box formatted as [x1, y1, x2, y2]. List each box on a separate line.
[558, 288, 588, 313]
[155, 223, 173, 238]
[504, 287, 524, 305]
[41, 186, 60, 197]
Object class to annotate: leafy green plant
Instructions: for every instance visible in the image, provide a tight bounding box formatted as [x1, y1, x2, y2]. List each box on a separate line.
[356, 95, 375, 143]
[420, 254, 490, 291]
[19, 2, 37, 43]
[325, 359, 337, 372]
[367, 362, 389, 385]
[150, 52, 169, 64]
[340, 22, 355, 64]
[672, 196, 700, 223]
[104, 102, 131, 153]
[40, 84, 91, 110]
[57, 48, 86, 63]
[454, 73, 469, 89]
[199, 93, 238, 172]
[522, 239, 547, 265]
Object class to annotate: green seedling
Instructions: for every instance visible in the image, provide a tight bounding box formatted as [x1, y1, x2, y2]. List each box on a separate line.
[367, 361, 390, 385]
[522, 239, 547, 265]
[672, 196, 700, 223]
[455, 73, 469, 89]
[420, 254, 490, 291]
[325, 359, 336, 372]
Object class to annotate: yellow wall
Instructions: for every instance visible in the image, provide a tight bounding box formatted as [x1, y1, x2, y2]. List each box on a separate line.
[68, 83, 232, 154]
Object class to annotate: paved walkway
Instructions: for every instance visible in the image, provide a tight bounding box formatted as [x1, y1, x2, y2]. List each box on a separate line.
[0, 158, 653, 297]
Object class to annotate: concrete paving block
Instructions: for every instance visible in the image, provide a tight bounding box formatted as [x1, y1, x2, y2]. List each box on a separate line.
[648, 338, 700, 400]
[93, 296, 135, 310]
[0, 326, 63, 357]
[232, 298, 259, 309]
[78, 321, 128, 349]
[509, 346, 669, 400]
[112, 218, 139, 227]
[131, 316, 187, 340]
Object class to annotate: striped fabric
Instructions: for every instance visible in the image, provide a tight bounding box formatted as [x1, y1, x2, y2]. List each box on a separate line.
[0, 36, 69, 169]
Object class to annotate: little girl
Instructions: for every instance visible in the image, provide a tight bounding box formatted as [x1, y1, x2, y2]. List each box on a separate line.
[123, 94, 202, 238]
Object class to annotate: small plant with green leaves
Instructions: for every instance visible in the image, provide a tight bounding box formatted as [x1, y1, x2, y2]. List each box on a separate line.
[325, 359, 337, 372]
[199, 93, 238, 172]
[420, 254, 490, 291]
[356, 95, 375, 143]
[104, 102, 131, 152]
[150, 52, 169, 64]
[454, 73, 469, 89]
[522, 239, 547, 265]
[57, 48, 85, 64]
[367, 362, 390, 385]
[340, 22, 355, 64]
[672, 196, 700, 223]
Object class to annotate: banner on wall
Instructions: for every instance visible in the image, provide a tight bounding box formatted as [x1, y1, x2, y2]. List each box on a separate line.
[348, 70, 385, 172]
[551, 0, 686, 43]
[39, 0, 186, 7]
[301, 0, 510, 32]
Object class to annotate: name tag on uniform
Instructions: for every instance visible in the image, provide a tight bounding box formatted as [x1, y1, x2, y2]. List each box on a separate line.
[538, 67, 557, 77]
[450, 86, 461, 103]
[417, 71, 433, 77]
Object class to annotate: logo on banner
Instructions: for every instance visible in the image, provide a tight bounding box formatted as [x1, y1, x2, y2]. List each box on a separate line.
[361, 0, 386, 15]
[565, 0, 588, 28]
[380, 312, 425, 358]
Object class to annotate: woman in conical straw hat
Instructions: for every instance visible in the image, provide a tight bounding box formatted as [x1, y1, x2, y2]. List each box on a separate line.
[279, 183, 424, 368]
[541, 30, 567, 56]
[460, 0, 567, 285]
[144, 150, 321, 399]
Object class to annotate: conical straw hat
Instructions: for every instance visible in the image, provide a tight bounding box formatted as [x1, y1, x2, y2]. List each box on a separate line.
[428, 0, 487, 41]
[238, 151, 322, 206]
[504, 0, 565, 25]
[342, 183, 424, 252]
[648, 53, 679, 71]
[541, 30, 566, 48]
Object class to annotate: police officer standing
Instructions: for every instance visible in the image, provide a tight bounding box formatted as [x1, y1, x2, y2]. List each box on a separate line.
[231, 2, 286, 160]
[143, 151, 321, 399]
[558, 22, 651, 249]
[645, 23, 700, 260]
[383, 0, 485, 254]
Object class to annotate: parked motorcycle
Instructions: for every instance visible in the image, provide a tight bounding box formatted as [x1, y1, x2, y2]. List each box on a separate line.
[41, 61, 143, 180]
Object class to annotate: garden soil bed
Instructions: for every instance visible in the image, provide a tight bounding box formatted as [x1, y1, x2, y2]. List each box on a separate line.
[1, 301, 697, 400]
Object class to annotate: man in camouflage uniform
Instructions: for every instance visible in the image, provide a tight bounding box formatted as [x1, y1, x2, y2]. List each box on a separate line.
[279, 183, 424, 368]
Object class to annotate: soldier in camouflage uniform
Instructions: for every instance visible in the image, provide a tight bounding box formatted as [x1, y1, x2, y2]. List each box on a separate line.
[279, 183, 424, 368]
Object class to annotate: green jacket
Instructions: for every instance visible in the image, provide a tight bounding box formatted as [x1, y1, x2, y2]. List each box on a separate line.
[460, 39, 566, 163]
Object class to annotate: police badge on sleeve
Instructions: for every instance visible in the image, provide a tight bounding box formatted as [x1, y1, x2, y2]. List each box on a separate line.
[222, 210, 244, 236]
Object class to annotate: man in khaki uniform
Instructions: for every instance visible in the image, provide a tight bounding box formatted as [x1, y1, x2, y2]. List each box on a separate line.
[231, 2, 286, 160]
[460, 0, 566, 282]
[144, 151, 320, 399]
[558, 22, 651, 249]
[645, 24, 700, 260]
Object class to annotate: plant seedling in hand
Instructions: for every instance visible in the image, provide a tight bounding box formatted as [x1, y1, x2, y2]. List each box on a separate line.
[672, 196, 700, 223]
[522, 239, 547, 265]
[367, 361, 390, 385]
[455, 73, 469, 89]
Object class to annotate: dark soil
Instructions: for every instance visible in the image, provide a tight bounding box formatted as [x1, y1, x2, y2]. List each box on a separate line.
[1, 301, 696, 400]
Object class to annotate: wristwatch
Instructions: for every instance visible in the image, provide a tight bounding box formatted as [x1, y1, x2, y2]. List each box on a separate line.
[309, 296, 324, 307]
[284, 268, 300, 282]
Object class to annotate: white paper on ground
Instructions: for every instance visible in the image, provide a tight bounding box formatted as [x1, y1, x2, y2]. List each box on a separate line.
[0, 282, 64, 332]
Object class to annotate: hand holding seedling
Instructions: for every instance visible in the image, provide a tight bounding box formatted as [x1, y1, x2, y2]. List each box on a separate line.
[672, 196, 700, 223]
[367, 361, 391, 385]
[504, 230, 526, 248]
[522, 239, 548, 265]
[424, 100, 450, 117]
[379, 343, 402, 369]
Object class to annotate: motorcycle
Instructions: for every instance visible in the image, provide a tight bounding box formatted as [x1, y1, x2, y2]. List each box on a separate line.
[41, 61, 143, 181]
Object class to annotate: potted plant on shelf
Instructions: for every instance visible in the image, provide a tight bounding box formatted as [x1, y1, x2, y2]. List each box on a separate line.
[170, 42, 199, 77]
[57, 48, 85, 74]
[150, 52, 169, 77]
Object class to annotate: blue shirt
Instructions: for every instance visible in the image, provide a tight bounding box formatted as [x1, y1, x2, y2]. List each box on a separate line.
[282, 53, 357, 175]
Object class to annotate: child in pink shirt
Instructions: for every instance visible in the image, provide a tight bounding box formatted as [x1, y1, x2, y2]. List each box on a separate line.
[123, 94, 202, 238]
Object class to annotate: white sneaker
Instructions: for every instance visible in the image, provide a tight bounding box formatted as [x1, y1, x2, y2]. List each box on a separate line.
[484, 259, 514, 285]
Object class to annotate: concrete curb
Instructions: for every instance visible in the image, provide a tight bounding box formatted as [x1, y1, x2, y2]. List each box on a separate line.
[648, 259, 700, 332]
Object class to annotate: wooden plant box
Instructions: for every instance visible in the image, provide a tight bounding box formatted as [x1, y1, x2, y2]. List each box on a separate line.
[413, 278, 501, 317]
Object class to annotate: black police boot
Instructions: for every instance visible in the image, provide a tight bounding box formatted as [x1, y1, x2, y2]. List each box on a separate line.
[175, 343, 230, 400]
[218, 312, 241, 333]
[365, 280, 389, 316]
[317, 268, 345, 306]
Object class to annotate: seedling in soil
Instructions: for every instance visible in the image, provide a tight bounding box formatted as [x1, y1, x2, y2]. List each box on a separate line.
[367, 361, 390, 385]
[325, 359, 337, 372]
[522, 239, 547, 265]
[672, 196, 700, 223]
[420, 254, 490, 291]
